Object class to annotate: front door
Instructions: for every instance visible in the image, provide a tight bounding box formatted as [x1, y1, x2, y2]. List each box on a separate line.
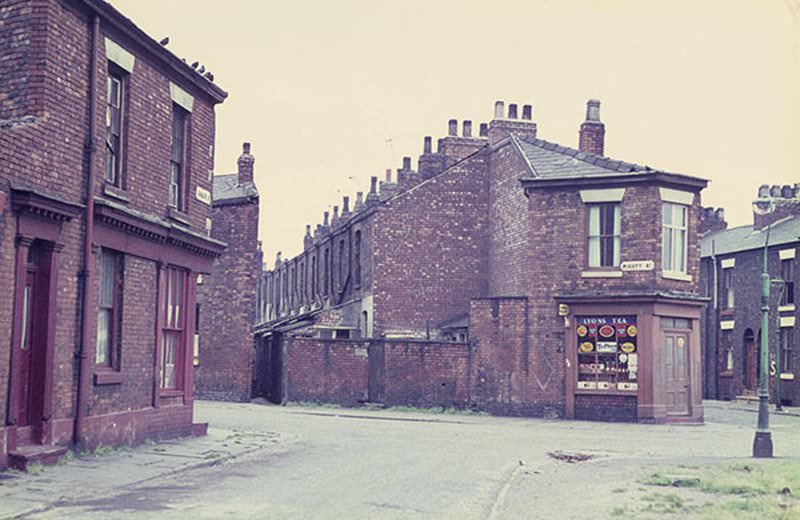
[665, 333, 690, 415]
[16, 271, 35, 427]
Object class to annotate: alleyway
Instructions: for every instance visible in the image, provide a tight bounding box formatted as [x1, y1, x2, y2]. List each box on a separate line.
[2, 400, 799, 519]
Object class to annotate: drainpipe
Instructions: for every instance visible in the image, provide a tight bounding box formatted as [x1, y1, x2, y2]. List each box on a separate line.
[74, 13, 100, 448]
[711, 240, 718, 399]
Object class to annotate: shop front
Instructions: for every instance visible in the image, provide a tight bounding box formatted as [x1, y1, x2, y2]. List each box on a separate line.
[561, 295, 705, 423]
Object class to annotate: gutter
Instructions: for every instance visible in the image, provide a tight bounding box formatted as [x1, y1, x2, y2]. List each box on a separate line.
[74, 13, 100, 448]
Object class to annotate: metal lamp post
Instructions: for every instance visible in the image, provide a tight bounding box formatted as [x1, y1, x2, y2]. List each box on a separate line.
[752, 196, 775, 458]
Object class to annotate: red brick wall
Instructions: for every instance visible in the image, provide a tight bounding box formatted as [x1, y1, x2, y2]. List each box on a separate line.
[383, 341, 472, 408]
[285, 337, 369, 405]
[487, 141, 531, 297]
[574, 394, 636, 422]
[373, 155, 490, 335]
[196, 199, 260, 401]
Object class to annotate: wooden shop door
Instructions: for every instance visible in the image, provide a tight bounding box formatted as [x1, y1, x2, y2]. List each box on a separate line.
[665, 333, 690, 415]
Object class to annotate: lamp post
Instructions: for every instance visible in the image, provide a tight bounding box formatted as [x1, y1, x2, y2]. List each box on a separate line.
[752, 196, 775, 458]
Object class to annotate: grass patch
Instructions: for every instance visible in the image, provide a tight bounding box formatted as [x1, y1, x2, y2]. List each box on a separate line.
[627, 460, 800, 518]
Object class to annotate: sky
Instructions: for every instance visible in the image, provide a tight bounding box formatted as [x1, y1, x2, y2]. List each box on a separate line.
[110, 0, 800, 264]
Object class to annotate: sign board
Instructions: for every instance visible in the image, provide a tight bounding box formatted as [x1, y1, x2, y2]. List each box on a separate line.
[620, 260, 654, 272]
[196, 186, 212, 205]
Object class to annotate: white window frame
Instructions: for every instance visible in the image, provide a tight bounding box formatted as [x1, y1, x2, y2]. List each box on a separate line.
[662, 202, 689, 279]
[587, 203, 621, 268]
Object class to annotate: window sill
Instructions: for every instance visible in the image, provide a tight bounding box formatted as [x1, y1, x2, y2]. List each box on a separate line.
[93, 370, 123, 386]
[167, 207, 190, 226]
[779, 304, 796, 313]
[720, 309, 735, 317]
[159, 389, 184, 397]
[662, 271, 692, 282]
[780, 373, 795, 381]
[581, 270, 623, 279]
[103, 184, 130, 203]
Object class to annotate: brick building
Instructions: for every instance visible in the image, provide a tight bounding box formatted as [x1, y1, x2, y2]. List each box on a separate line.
[255, 99, 709, 423]
[195, 143, 260, 402]
[700, 185, 800, 405]
[0, 0, 226, 468]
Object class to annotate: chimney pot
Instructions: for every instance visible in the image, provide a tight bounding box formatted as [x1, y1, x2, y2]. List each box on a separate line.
[715, 208, 725, 220]
[323, 211, 330, 226]
[771, 185, 781, 197]
[494, 100, 505, 119]
[242, 142, 251, 154]
[448, 119, 458, 136]
[342, 196, 350, 213]
[402, 156, 411, 170]
[585, 99, 601, 122]
[758, 184, 770, 198]
[463, 120, 472, 138]
[508, 104, 518, 119]
[522, 105, 532, 120]
[782, 185, 793, 198]
[479, 123, 488, 137]
[305, 224, 312, 236]
[370, 176, 378, 193]
[385, 168, 392, 182]
[423, 136, 432, 154]
[355, 191, 364, 207]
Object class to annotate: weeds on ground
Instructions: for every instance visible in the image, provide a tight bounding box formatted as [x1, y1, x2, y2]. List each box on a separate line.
[617, 461, 800, 518]
[386, 405, 489, 417]
[285, 401, 342, 410]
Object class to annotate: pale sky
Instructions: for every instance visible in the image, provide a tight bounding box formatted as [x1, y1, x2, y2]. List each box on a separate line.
[111, 0, 800, 264]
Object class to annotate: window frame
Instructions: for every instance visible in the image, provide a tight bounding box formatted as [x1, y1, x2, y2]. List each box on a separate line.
[781, 259, 795, 306]
[160, 267, 186, 391]
[587, 203, 621, 269]
[781, 327, 793, 372]
[721, 267, 734, 311]
[105, 65, 127, 188]
[169, 104, 189, 211]
[662, 202, 689, 275]
[354, 230, 362, 288]
[96, 249, 123, 370]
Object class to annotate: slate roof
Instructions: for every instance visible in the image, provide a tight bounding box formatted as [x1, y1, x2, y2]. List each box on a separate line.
[212, 174, 258, 204]
[514, 135, 656, 179]
[701, 216, 800, 257]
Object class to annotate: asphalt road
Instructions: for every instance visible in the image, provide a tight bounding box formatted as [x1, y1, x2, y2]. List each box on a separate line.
[10, 400, 800, 519]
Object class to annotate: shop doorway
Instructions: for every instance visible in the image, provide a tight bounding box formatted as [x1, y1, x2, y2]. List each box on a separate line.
[665, 332, 690, 415]
[743, 329, 757, 392]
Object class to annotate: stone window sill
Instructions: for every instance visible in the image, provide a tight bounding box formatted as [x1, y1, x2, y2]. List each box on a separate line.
[167, 206, 190, 226]
[779, 304, 796, 313]
[662, 271, 692, 282]
[581, 270, 623, 279]
[94, 370, 123, 386]
[103, 183, 130, 203]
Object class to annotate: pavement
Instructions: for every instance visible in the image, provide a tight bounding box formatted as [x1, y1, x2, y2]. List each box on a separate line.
[1, 399, 798, 519]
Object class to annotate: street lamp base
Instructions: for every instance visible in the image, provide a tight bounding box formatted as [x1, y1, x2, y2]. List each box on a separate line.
[753, 431, 773, 458]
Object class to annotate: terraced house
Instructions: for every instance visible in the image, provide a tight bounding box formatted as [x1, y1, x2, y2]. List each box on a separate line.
[255, 99, 708, 423]
[0, 0, 226, 469]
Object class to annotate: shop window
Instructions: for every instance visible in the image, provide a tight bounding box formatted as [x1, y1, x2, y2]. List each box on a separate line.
[721, 268, 734, 310]
[587, 203, 620, 268]
[96, 250, 123, 368]
[781, 328, 794, 372]
[160, 267, 185, 390]
[662, 202, 688, 274]
[781, 259, 795, 306]
[105, 67, 126, 187]
[169, 105, 188, 210]
[576, 316, 638, 391]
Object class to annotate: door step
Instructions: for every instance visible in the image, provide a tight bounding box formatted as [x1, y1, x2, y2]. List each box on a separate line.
[8, 444, 68, 471]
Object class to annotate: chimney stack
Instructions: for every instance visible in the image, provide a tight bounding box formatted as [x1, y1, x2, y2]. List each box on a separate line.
[366, 176, 380, 204]
[304, 225, 313, 250]
[488, 100, 537, 144]
[237, 142, 255, 184]
[578, 99, 605, 156]
[448, 119, 458, 136]
[419, 135, 445, 179]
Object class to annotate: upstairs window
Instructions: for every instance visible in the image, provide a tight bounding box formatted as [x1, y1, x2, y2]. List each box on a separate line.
[169, 105, 188, 210]
[781, 327, 794, 372]
[781, 259, 795, 306]
[588, 203, 620, 268]
[721, 267, 734, 310]
[354, 230, 362, 287]
[105, 68, 125, 186]
[662, 202, 688, 273]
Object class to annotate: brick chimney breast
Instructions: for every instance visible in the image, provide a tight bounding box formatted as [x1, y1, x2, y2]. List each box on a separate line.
[579, 99, 605, 156]
[237, 142, 255, 184]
